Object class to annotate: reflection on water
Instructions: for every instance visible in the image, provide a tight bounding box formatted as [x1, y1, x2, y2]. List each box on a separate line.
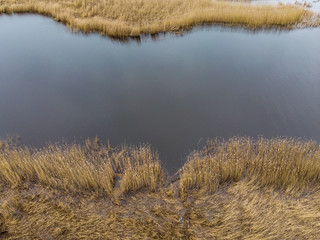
[97, 25, 291, 45]
[67, 19, 293, 45]
[0, 14, 320, 171]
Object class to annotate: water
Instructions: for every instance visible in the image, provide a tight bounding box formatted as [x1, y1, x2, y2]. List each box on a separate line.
[252, 0, 320, 13]
[1, 14, 320, 171]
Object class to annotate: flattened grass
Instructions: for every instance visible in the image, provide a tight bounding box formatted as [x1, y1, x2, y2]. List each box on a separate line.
[0, 0, 315, 37]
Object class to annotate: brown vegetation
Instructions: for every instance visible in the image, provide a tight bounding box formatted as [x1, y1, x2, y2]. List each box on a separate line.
[1, 137, 320, 239]
[0, 138, 164, 200]
[180, 138, 320, 199]
[0, 0, 317, 37]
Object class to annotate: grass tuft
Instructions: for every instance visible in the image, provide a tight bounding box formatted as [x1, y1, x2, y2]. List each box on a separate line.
[179, 138, 320, 200]
[0, 140, 164, 198]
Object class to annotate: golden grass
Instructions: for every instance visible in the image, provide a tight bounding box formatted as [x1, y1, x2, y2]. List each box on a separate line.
[0, 138, 164, 199]
[186, 181, 320, 239]
[1, 137, 320, 239]
[180, 138, 320, 200]
[0, 0, 316, 37]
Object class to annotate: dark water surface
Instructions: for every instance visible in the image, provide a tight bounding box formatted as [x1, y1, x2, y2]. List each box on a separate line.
[1, 15, 320, 171]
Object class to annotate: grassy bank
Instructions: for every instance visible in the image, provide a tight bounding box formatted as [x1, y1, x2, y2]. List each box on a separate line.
[1, 137, 320, 239]
[0, 0, 318, 37]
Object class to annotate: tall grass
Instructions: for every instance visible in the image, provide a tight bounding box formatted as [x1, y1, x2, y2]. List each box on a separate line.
[1, 137, 320, 239]
[0, 139, 164, 198]
[1, 137, 320, 198]
[0, 0, 315, 37]
[179, 138, 320, 200]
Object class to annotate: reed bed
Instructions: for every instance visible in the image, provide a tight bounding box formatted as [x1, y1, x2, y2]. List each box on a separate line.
[179, 138, 320, 199]
[0, 0, 316, 37]
[0, 138, 164, 199]
[1, 137, 320, 239]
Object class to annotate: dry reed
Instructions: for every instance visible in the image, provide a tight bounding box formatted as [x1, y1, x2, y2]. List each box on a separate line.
[179, 137, 320, 199]
[0, 0, 316, 37]
[0, 138, 164, 199]
[1, 137, 320, 239]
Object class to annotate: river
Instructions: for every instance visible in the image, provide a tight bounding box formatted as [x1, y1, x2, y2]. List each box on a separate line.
[0, 14, 320, 170]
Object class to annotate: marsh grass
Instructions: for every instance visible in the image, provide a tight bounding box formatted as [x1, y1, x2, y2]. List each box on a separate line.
[0, 0, 316, 37]
[179, 138, 320, 200]
[0, 138, 164, 199]
[1, 137, 320, 239]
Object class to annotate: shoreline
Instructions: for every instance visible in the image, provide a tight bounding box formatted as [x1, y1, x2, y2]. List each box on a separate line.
[0, 0, 319, 37]
[1, 137, 320, 239]
[1, 137, 320, 197]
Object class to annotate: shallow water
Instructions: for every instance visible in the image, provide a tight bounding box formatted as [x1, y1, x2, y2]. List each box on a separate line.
[252, 0, 320, 13]
[1, 15, 320, 171]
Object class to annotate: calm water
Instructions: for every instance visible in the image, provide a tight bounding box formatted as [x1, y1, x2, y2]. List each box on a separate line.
[253, 0, 320, 13]
[1, 15, 320, 171]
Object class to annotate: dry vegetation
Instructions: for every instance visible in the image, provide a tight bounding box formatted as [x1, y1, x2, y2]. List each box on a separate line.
[0, 138, 164, 200]
[180, 138, 320, 199]
[0, 0, 318, 37]
[1, 137, 320, 239]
